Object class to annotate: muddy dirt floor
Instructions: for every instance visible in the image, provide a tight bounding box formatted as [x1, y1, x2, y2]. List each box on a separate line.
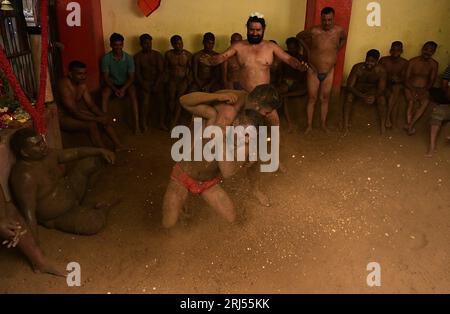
[1, 95, 450, 293]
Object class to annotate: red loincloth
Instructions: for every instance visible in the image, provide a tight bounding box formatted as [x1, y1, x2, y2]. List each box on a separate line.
[171, 163, 220, 195]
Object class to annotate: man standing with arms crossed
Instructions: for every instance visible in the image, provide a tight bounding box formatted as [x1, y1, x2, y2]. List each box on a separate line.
[297, 7, 347, 134]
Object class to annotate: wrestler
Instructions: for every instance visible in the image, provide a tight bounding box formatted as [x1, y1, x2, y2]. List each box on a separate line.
[296, 7, 347, 133]
[191, 32, 221, 93]
[404, 41, 439, 135]
[343, 49, 387, 135]
[426, 64, 450, 157]
[9, 128, 117, 239]
[134, 34, 166, 131]
[279, 37, 308, 132]
[222, 33, 243, 90]
[165, 35, 192, 128]
[162, 109, 265, 228]
[200, 13, 308, 127]
[379, 41, 408, 129]
[180, 84, 281, 206]
[101, 33, 140, 135]
[58, 61, 127, 151]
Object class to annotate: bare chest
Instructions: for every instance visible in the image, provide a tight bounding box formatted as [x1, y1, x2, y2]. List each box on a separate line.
[411, 61, 433, 77]
[311, 30, 340, 49]
[169, 53, 189, 67]
[237, 45, 273, 69]
[383, 60, 406, 75]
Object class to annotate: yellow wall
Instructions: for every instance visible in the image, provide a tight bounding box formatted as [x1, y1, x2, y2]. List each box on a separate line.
[100, 0, 449, 82]
[345, 0, 450, 80]
[100, 0, 306, 54]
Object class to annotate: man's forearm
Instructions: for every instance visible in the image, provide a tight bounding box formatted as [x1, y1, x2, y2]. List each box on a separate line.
[58, 147, 105, 163]
[207, 54, 227, 66]
[180, 92, 221, 108]
[104, 76, 117, 91]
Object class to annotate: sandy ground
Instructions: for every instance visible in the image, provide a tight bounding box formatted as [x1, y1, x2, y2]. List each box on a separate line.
[1, 95, 450, 294]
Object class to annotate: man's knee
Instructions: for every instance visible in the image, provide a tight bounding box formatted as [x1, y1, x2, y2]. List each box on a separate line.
[320, 92, 331, 104]
[76, 211, 106, 235]
[308, 92, 318, 103]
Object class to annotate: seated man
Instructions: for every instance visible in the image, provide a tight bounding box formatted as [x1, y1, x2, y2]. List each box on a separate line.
[162, 109, 265, 228]
[404, 41, 439, 135]
[134, 34, 166, 132]
[180, 84, 281, 206]
[427, 64, 450, 157]
[191, 32, 221, 93]
[222, 33, 243, 90]
[1, 186, 63, 276]
[165, 35, 192, 128]
[343, 49, 387, 135]
[101, 33, 140, 135]
[58, 60, 127, 152]
[9, 128, 117, 240]
[379, 41, 408, 129]
[279, 37, 308, 132]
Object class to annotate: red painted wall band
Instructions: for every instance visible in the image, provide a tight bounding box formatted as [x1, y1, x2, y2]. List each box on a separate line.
[55, 0, 105, 91]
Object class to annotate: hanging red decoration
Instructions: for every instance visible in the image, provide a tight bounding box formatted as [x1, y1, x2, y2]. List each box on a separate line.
[0, 0, 49, 134]
[137, 0, 161, 17]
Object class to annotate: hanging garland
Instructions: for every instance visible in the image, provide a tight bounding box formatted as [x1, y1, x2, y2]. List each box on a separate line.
[0, 0, 48, 134]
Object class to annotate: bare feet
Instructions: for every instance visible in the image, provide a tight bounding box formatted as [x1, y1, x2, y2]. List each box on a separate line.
[304, 126, 313, 135]
[407, 127, 416, 136]
[33, 258, 66, 277]
[425, 148, 437, 158]
[342, 127, 350, 137]
[254, 190, 270, 207]
[385, 120, 393, 129]
[321, 125, 331, 134]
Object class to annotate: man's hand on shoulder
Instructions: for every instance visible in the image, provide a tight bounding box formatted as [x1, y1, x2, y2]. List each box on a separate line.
[216, 92, 238, 105]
